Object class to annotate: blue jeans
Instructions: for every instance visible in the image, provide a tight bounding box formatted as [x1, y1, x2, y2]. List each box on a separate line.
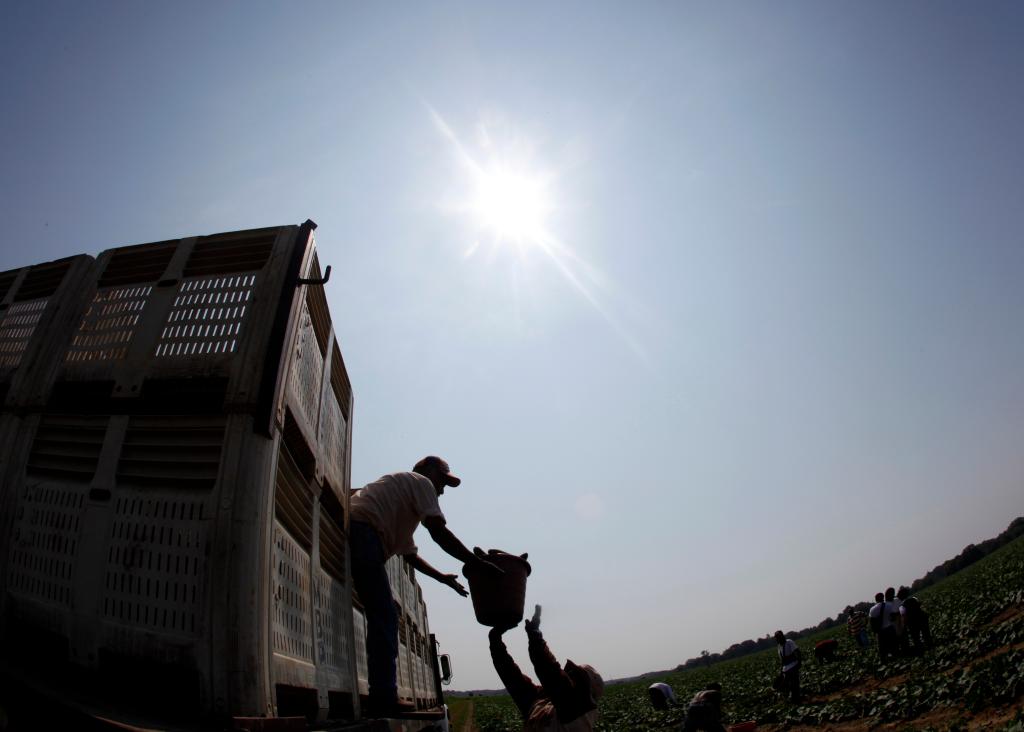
[349, 520, 399, 706]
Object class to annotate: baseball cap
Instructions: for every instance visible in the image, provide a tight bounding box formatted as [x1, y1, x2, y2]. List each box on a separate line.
[413, 456, 461, 486]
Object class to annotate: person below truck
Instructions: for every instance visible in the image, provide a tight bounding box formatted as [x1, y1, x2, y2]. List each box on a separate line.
[682, 682, 726, 732]
[348, 455, 501, 717]
[647, 681, 677, 710]
[489, 605, 605, 731]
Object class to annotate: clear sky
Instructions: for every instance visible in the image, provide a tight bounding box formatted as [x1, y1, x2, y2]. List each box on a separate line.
[2, 1, 1023, 690]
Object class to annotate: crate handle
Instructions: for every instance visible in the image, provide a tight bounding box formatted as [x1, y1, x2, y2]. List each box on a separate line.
[297, 265, 331, 287]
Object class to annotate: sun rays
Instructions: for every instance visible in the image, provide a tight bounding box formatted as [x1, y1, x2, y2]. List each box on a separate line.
[427, 105, 648, 361]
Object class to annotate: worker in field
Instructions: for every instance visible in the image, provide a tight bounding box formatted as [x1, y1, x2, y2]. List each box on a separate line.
[773, 631, 802, 703]
[681, 682, 725, 732]
[896, 587, 932, 653]
[885, 586, 908, 654]
[868, 592, 898, 662]
[349, 456, 502, 717]
[647, 681, 677, 710]
[846, 608, 870, 649]
[488, 605, 605, 731]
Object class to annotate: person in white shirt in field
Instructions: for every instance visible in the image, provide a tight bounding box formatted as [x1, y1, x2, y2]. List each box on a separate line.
[773, 631, 802, 703]
[868, 591, 898, 663]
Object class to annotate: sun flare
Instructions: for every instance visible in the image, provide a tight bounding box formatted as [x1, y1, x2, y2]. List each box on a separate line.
[471, 166, 552, 243]
[428, 105, 647, 359]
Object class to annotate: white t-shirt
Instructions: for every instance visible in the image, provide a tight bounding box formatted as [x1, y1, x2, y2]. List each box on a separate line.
[778, 639, 799, 672]
[869, 601, 896, 630]
[350, 472, 445, 558]
[890, 598, 903, 626]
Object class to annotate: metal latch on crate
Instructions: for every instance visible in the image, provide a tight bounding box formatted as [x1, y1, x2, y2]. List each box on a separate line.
[297, 265, 331, 286]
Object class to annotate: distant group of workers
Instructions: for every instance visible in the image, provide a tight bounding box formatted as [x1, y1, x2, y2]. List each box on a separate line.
[843, 586, 934, 663]
[865, 586, 933, 662]
[346, 456, 604, 729]
[642, 585, 937, 731]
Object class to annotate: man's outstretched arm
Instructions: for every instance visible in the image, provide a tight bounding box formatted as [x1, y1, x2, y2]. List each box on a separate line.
[489, 626, 540, 719]
[421, 516, 503, 576]
[524, 606, 575, 703]
[421, 515, 477, 564]
[404, 552, 467, 596]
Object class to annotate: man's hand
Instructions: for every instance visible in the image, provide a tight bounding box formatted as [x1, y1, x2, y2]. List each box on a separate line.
[488, 621, 519, 643]
[441, 573, 468, 597]
[471, 547, 506, 575]
[524, 604, 542, 634]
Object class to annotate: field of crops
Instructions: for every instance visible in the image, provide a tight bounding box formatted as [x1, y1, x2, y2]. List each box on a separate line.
[468, 534, 1024, 731]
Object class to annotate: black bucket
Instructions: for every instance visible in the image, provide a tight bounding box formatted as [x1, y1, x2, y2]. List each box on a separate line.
[462, 550, 532, 628]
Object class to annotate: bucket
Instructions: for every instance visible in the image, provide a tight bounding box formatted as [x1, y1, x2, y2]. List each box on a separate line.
[462, 550, 532, 627]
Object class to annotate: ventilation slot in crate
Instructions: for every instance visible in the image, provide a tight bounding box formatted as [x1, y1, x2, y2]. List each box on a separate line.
[98, 242, 176, 287]
[66, 285, 152, 363]
[290, 299, 324, 432]
[26, 415, 107, 481]
[353, 608, 368, 692]
[184, 229, 276, 277]
[306, 255, 331, 355]
[7, 483, 86, 608]
[14, 259, 71, 302]
[155, 274, 255, 357]
[116, 416, 225, 490]
[0, 298, 48, 370]
[101, 496, 209, 636]
[313, 570, 350, 670]
[318, 491, 346, 583]
[319, 392, 347, 483]
[272, 523, 312, 662]
[275, 424, 314, 552]
[330, 344, 352, 422]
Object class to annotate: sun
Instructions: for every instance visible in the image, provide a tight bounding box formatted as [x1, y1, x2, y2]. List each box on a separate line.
[470, 165, 552, 243]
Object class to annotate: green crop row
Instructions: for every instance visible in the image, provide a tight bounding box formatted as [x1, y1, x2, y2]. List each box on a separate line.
[470, 534, 1024, 731]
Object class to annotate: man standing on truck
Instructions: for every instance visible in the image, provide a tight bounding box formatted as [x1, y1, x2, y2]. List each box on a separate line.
[348, 455, 501, 717]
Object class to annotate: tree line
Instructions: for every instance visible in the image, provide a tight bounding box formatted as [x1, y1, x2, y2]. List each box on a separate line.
[675, 516, 1024, 672]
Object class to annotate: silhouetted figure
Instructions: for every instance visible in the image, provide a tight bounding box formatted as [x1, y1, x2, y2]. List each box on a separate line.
[349, 456, 501, 716]
[489, 605, 604, 731]
[682, 683, 725, 732]
[885, 586, 908, 654]
[814, 638, 839, 663]
[647, 681, 677, 710]
[847, 609, 870, 648]
[897, 587, 933, 652]
[773, 631, 801, 703]
[868, 592, 898, 663]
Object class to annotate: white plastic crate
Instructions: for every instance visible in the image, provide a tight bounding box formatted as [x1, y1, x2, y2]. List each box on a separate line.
[0, 221, 443, 726]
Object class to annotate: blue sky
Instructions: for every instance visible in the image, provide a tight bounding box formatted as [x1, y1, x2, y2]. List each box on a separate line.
[2, 2, 1023, 689]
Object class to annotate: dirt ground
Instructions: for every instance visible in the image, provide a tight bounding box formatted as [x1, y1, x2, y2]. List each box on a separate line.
[758, 702, 1023, 731]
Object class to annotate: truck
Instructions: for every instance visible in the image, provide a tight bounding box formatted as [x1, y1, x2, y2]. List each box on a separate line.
[0, 221, 451, 731]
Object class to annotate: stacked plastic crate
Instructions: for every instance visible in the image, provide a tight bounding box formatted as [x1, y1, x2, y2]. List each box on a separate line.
[0, 222, 440, 725]
[0, 254, 97, 640]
